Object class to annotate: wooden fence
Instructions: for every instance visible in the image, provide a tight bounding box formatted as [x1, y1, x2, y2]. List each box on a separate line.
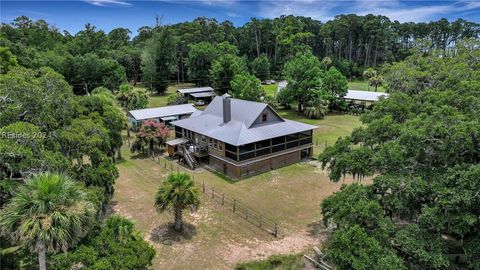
[149, 154, 279, 237]
[201, 181, 279, 238]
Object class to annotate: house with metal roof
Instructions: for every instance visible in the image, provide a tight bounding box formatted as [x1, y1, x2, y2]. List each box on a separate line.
[177, 86, 216, 104]
[277, 81, 389, 103]
[167, 94, 317, 179]
[128, 104, 198, 130]
[343, 90, 389, 102]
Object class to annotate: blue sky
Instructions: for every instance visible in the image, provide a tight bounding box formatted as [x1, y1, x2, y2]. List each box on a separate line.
[2, 1, 479, 35]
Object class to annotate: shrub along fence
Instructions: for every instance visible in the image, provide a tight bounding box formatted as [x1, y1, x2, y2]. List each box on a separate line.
[149, 154, 279, 237]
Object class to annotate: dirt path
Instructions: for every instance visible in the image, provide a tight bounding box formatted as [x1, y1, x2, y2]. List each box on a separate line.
[221, 229, 328, 265]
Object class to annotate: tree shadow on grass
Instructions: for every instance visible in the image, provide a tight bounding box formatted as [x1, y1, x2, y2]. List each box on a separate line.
[150, 222, 197, 246]
[307, 220, 330, 239]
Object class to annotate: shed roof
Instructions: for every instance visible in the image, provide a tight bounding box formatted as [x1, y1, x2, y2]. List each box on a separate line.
[171, 96, 317, 146]
[277, 80, 288, 93]
[166, 138, 188, 146]
[343, 90, 389, 102]
[161, 116, 178, 121]
[178, 87, 214, 95]
[190, 91, 216, 98]
[276, 81, 389, 102]
[129, 104, 197, 121]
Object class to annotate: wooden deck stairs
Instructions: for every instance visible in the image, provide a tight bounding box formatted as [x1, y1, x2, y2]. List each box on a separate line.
[180, 145, 198, 170]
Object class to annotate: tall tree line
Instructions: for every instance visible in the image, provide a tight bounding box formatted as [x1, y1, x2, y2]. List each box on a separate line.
[1, 15, 478, 94]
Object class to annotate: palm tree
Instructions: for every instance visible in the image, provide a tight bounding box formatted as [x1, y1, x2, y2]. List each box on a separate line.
[368, 75, 384, 92]
[363, 68, 377, 91]
[116, 83, 149, 138]
[0, 172, 95, 270]
[155, 172, 200, 231]
[304, 96, 329, 119]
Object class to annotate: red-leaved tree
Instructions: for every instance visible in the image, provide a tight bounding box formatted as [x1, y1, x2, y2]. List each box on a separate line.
[131, 120, 169, 154]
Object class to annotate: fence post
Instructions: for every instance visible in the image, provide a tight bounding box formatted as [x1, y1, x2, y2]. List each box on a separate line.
[233, 199, 236, 212]
[259, 215, 263, 228]
[170, 163, 173, 171]
[202, 181, 205, 193]
[245, 209, 248, 220]
[274, 223, 278, 238]
[221, 193, 225, 205]
[211, 187, 214, 199]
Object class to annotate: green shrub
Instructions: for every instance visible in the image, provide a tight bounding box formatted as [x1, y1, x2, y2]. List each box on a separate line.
[235, 254, 303, 270]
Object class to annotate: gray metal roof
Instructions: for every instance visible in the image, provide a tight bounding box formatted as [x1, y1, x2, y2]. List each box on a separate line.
[190, 91, 217, 98]
[166, 138, 188, 146]
[276, 81, 389, 102]
[161, 116, 178, 121]
[129, 104, 197, 121]
[178, 87, 214, 95]
[202, 96, 270, 128]
[277, 80, 288, 93]
[344, 90, 389, 102]
[171, 97, 317, 146]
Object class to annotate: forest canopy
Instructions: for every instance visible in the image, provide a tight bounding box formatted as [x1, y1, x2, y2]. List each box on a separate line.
[319, 39, 480, 269]
[1, 15, 478, 94]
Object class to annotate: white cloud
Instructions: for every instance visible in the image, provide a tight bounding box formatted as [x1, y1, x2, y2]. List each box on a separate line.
[259, 0, 344, 22]
[84, 0, 131, 7]
[256, 0, 480, 23]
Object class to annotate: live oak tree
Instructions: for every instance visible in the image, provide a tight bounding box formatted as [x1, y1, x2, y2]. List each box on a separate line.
[319, 40, 480, 269]
[321, 67, 348, 106]
[0, 47, 18, 73]
[155, 172, 200, 231]
[0, 173, 96, 270]
[251, 54, 270, 81]
[230, 73, 265, 101]
[187, 42, 217, 86]
[282, 51, 322, 113]
[51, 216, 155, 270]
[209, 42, 246, 94]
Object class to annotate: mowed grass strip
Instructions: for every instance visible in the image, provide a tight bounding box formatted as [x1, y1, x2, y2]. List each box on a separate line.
[348, 80, 386, 92]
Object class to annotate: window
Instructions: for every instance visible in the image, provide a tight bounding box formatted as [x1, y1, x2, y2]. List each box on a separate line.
[272, 136, 285, 145]
[255, 139, 270, 149]
[219, 144, 223, 151]
[201, 136, 206, 143]
[214, 140, 218, 150]
[225, 151, 238, 161]
[239, 143, 255, 153]
[262, 113, 268, 122]
[225, 143, 237, 153]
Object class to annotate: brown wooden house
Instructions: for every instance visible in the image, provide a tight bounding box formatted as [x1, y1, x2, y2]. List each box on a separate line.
[167, 94, 317, 179]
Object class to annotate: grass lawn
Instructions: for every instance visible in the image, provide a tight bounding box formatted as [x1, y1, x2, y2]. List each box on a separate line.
[113, 107, 363, 269]
[114, 84, 363, 269]
[113, 147, 364, 269]
[278, 110, 361, 156]
[262, 83, 278, 97]
[146, 83, 196, 108]
[348, 80, 386, 92]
